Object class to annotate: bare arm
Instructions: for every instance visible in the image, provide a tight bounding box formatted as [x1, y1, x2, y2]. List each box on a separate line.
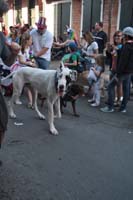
[82, 48, 98, 58]
[64, 60, 77, 67]
[54, 39, 73, 48]
[18, 55, 36, 67]
[35, 47, 49, 57]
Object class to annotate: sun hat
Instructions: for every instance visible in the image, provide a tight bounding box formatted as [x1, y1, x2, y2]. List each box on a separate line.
[35, 17, 47, 29]
[123, 27, 133, 37]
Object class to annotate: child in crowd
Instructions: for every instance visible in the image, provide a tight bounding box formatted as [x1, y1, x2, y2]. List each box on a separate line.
[63, 42, 84, 73]
[88, 54, 105, 107]
[64, 42, 79, 70]
[11, 32, 36, 107]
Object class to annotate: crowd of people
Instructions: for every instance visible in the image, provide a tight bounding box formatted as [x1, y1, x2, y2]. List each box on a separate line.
[0, 0, 133, 166]
[55, 23, 133, 112]
[52, 22, 133, 113]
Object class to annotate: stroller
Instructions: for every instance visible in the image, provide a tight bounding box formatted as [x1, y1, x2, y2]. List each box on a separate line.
[0, 64, 13, 96]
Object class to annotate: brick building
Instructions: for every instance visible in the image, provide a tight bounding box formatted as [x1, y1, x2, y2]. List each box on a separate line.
[47, 0, 133, 41]
[2, 0, 133, 42]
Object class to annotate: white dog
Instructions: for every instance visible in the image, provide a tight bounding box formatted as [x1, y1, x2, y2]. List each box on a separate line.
[2, 63, 77, 135]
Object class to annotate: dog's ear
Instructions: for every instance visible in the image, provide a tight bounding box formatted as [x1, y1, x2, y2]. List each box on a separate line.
[57, 67, 61, 74]
[59, 65, 63, 72]
[60, 61, 65, 71]
[57, 62, 64, 73]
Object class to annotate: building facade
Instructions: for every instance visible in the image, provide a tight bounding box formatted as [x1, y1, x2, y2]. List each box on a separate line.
[2, 0, 133, 42]
[47, 0, 133, 41]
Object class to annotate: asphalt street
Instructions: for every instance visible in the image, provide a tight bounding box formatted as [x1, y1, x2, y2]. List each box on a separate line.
[0, 62, 133, 200]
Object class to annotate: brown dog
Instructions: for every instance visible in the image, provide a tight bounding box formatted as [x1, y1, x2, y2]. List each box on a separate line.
[60, 83, 84, 117]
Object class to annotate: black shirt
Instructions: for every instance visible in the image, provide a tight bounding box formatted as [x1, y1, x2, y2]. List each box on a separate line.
[93, 30, 107, 53]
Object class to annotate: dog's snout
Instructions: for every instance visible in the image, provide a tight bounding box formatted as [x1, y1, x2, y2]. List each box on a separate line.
[59, 85, 64, 90]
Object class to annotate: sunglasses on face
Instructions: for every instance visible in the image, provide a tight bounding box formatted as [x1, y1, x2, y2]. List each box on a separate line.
[114, 35, 122, 38]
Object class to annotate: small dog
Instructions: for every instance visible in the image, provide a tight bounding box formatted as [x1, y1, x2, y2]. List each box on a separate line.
[60, 83, 84, 117]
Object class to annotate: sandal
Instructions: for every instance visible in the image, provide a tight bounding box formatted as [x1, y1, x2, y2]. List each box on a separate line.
[27, 103, 33, 109]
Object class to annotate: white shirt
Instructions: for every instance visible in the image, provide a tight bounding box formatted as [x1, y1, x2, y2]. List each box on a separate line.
[30, 29, 53, 61]
[85, 41, 98, 64]
[18, 47, 30, 67]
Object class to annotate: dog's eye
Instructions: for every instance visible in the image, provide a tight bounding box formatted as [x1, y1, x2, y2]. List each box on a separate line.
[66, 76, 71, 82]
[59, 74, 63, 79]
[66, 75, 70, 79]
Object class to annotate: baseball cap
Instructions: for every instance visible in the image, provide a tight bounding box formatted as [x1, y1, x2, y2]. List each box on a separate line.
[123, 27, 133, 37]
[68, 42, 77, 51]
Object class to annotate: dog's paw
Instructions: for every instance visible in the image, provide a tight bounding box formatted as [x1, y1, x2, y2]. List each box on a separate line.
[10, 113, 16, 119]
[39, 114, 46, 120]
[15, 100, 22, 105]
[50, 128, 59, 135]
[54, 113, 61, 118]
[58, 115, 61, 119]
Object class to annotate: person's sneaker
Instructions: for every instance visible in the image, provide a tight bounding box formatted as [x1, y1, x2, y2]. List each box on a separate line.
[120, 108, 127, 113]
[120, 96, 123, 102]
[88, 99, 95, 103]
[91, 103, 100, 107]
[100, 106, 114, 113]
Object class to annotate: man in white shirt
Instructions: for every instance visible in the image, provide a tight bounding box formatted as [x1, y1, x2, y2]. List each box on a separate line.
[30, 17, 53, 69]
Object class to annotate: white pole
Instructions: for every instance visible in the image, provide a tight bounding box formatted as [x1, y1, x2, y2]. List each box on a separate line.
[80, 0, 84, 37]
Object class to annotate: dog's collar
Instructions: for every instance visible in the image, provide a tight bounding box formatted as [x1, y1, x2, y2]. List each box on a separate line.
[55, 71, 58, 92]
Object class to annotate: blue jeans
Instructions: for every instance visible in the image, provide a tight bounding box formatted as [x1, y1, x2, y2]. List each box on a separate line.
[35, 57, 50, 70]
[120, 75, 131, 110]
[107, 74, 131, 110]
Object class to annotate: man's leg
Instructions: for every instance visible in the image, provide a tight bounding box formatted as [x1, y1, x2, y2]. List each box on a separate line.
[100, 76, 117, 112]
[107, 79, 116, 109]
[120, 75, 131, 112]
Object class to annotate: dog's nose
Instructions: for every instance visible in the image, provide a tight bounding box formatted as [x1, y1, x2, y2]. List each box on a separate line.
[59, 85, 64, 90]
